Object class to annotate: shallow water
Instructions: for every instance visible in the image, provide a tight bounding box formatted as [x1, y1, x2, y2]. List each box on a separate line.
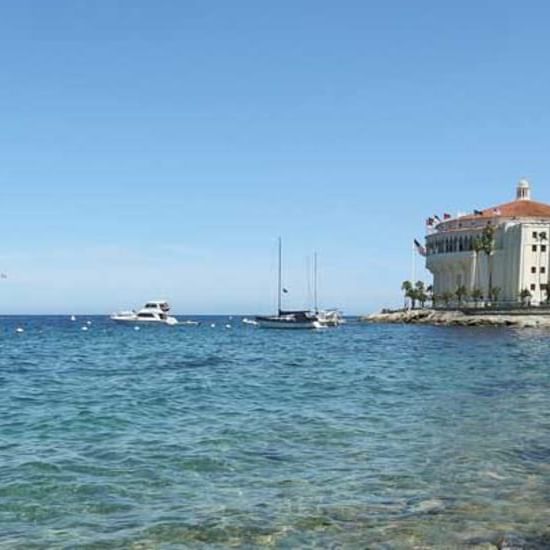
[1, 316, 549, 548]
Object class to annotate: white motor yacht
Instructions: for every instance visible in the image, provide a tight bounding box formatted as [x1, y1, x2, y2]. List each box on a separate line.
[110, 300, 179, 325]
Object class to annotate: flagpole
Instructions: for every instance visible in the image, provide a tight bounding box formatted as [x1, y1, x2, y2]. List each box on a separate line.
[278, 237, 282, 315]
[408, 241, 415, 310]
[412, 240, 416, 284]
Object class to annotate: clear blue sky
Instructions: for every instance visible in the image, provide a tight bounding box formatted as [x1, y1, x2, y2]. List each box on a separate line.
[1, 0, 550, 314]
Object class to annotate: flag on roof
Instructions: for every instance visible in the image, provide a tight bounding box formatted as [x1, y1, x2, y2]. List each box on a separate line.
[474, 209, 484, 216]
[414, 239, 426, 257]
[426, 217, 434, 226]
[433, 215, 441, 222]
[282, 288, 288, 293]
[443, 212, 451, 219]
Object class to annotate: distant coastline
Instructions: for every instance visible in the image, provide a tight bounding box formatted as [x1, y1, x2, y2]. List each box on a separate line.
[361, 308, 550, 328]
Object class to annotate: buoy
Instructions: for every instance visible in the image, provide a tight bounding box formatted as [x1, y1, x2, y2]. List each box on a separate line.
[81, 326, 88, 331]
[134, 326, 140, 331]
[70, 315, 76, 321]
[86, 320, 92, 325]
[16, 327, 24, 333]
[225, 324, 231, 329]
[210, 323, 216, 328]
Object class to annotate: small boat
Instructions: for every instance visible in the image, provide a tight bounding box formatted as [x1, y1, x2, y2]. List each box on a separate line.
[180, 319, 200, 326]
[316, 309, 345, 327]
[242, 317, 258, 326]
[311, 252, 344, 327]
[255, 238, 322, 329]
[110, 300, 178, 325]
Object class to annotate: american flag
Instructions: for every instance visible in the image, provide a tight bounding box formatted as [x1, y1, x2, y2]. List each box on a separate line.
[414, 239, 427, 257]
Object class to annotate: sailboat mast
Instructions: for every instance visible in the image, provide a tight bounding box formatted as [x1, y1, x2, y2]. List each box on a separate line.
[278, 237, 282, 315]
[314, 251, 318, 313]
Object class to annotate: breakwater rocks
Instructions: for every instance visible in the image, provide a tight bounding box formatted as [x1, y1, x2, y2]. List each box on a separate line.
[361, 309, 550, 328]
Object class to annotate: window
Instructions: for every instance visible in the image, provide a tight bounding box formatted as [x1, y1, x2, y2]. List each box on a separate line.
[532, 245, 537, 252]
[530, 284, 536, 291]
[531, 266, 537, 274]
[542, 284, 548, 291]
[533, 231, 538, 239]
[541, 232, 547, 240]
[542, 267, 546, 274]
[542, 245, 547, 252]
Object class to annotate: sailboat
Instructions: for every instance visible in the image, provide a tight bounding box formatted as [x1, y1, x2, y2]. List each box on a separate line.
[255, 238, 322, 329]
[312, 252, 345, 327]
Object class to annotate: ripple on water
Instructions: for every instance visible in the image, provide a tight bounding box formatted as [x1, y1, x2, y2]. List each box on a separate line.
[1, 317, 550, 547]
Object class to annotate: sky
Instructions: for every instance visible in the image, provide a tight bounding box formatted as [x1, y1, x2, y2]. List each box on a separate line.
[2, 0, 550, 314]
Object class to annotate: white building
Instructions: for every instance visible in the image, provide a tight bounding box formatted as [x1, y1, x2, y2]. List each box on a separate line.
[425, 179, 550, 305]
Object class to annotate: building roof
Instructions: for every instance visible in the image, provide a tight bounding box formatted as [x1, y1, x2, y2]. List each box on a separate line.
[458, 198, 550, 221]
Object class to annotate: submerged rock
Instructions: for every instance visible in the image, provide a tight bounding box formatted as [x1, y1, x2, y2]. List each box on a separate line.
[496, 533, 528, 549]
[408, 498, 446, 515]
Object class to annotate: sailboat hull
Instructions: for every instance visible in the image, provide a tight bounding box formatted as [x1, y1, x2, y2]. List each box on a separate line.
[255, 316, 322, 329]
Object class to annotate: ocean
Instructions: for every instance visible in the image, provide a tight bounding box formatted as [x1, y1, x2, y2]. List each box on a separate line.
[1, 316, 549, 548]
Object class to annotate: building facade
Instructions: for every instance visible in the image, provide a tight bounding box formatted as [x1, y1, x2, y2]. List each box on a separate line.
[425, 180, 550, 305]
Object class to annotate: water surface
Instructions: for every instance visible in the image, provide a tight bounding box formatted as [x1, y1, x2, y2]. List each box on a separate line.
[1, 316, 549, 548]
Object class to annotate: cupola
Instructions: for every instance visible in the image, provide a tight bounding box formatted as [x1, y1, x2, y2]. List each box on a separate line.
[516, 178, 531, 201]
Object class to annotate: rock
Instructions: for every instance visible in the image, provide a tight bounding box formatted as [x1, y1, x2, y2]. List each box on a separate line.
[361, 309, 550, 329]
[409, 498, 446, 515]
[496, 533, 528, 549]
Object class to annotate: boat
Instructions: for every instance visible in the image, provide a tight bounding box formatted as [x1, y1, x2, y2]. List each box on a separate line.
[255, 309, 322, 329]
[316, 308, 345, 327]
[242, 317, 258, 326]
[110, 300, 179, 325]
[180, 319, 200, 326]
[255, 238, 322, 329]
[310, 252, 345, 327]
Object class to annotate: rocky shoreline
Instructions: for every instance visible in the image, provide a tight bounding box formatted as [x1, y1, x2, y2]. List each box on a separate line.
[361, 308, 550, 328]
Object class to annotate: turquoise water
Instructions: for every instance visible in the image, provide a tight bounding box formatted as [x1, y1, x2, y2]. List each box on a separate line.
[1, 316, 549, 548]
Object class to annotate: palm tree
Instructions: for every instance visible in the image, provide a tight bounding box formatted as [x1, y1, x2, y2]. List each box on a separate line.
[426, 284, 434, 307]
[441, 291, 453, 308]
[480, 224, 495, 296]
[401, 280, 413, 309]
[520, 288, 532, 307]
[455, 285, 468, 306]
[471, 288, 483, 308]
[415, 281, 428, 308]
[489, 286, 501, 305]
